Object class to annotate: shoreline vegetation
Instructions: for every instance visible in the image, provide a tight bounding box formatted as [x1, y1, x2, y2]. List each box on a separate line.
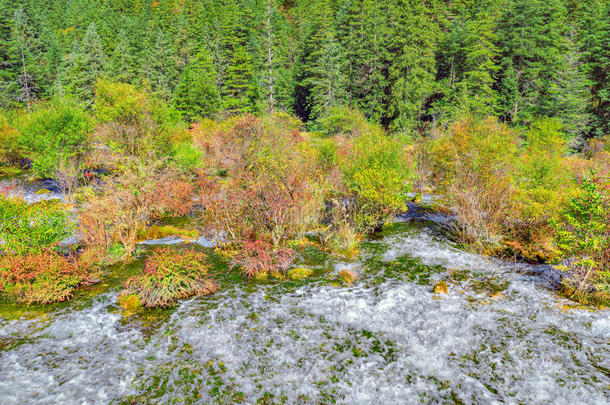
[0, 0, 608, 308]
[0, 91, 607, 308]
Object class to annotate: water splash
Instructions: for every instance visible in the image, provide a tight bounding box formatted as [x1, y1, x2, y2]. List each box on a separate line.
[0, 222, 608, 404]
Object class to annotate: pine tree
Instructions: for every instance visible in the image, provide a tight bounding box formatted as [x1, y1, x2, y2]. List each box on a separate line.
[59, 22, 107, 105]
[553, 32, 591, 143]
[0, 1, 14, 107]
[495, 0, 569, 126]
[220, 2, 259, 113]
[435, 1, 500, 121]
[579, 1, 609, 138]
[337, 0, 389, 123]
[261, 0, 279, 112]
[142, 31, 180, 101]
[307, 32, 348, 121]
[173, 47, 220, 121]
[385, 0, 439, 131]
[109, 29, 135, 83]
[9, 7, 41, 107]
[294, 0, 348, 121]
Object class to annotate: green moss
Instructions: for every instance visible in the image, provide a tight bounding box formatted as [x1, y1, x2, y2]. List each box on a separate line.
[287, 267, 314, 280]
[137, 225, 199, 242]
[118, 294, 142, 310]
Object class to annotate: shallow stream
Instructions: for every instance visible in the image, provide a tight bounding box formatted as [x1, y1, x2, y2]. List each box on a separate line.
[1, 215, 608, 404]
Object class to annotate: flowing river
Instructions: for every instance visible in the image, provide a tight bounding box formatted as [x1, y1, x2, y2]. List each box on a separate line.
[0, 180, 608, 404]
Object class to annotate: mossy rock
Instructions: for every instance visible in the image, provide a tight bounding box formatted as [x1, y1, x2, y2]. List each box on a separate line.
[118, 294, 142, 310]
[338, 270, 358, 286]
[433, 281, 448, 294]
[270, 271, 286, 281]
[287, 267, 314, 280]
[253, 271, 269, 281]
[35, 188, 51, 195]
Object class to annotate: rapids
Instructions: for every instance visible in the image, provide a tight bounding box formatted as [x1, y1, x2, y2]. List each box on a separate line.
[0, 193, 608, 403]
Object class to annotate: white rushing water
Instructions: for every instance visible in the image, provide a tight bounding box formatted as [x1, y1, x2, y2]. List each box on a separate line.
[0, 223, 608, 404]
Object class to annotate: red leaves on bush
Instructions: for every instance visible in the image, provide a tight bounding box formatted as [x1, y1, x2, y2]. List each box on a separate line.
[0, 250, 99, 305]
[199, 174, 314, 245]
[232, 240, 295, 278]
[150, 177, 195, 219]
[123, 248, 217, 307]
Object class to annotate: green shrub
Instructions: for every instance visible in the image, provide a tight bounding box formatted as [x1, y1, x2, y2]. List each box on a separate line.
[94, 80, 179, 158]
[122, 248, 217, 307]
[0, 112, 23, 166]
[0, 196, 71, 255]
[514, 118, 574, 224]
[317, 106, 371, 137]
[552, 174, 609, 298]
[315, 139, 339, 170]
[172, 141, 202, 170]
[16, 100, 92, 178]
[429, 118, 517, 247]
[340, 127, 412, 231]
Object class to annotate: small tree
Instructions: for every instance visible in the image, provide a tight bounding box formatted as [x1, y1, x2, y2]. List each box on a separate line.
[17, 100, 91, 178]
[552, 174, 609, 296]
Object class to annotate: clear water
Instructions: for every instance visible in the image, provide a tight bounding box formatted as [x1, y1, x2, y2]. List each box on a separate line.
[0, 221, 608, 404]
[0, 176, 65, 204]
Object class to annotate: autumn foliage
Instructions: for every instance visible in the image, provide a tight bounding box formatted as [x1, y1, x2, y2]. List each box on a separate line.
[0, 250, 100, 305]
[122, 248, 217, 308]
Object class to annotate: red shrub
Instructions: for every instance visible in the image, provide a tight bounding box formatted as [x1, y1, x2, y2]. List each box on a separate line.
[122, 248, 217, 307]
[0, 250, 100, 305]
[232, 240, 295, 278]
[196, 114, 325, 247]
[150, 175, 195, 219]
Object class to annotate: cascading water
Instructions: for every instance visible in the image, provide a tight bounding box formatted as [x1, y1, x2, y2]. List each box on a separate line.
[0, 191, 608, 404]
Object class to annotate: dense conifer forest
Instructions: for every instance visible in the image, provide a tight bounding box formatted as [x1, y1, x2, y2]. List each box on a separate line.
[0, 0, 608, 139]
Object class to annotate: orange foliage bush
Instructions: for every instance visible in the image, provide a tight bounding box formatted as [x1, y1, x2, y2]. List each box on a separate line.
[79, 163, 198, 257]
[149, 171, 196, 219]
[196, 114, 326, 246]
[429, 118, 517, 248]
[122, 248, 217, 308]
[0, 250, 100, 305]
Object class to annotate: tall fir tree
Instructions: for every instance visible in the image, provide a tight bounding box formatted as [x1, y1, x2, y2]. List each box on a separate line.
[434, 1, 500, 122]
[294, 0, 348, 121]
[109, 29, 135, 83]
[553, 32, 591, 143]
[9, 7, 41, 107]
[578, 1, 609, 137]
[142, 31, 180, 101]
[336, 0, 390, 123]
[385, 0, 439, 131]
[219, 1, 259, 113]
[173, 46, 220, 121]
[58, 22, 107, 105]
[0, 1, 14, 107]
[495, 0, 569, 126]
